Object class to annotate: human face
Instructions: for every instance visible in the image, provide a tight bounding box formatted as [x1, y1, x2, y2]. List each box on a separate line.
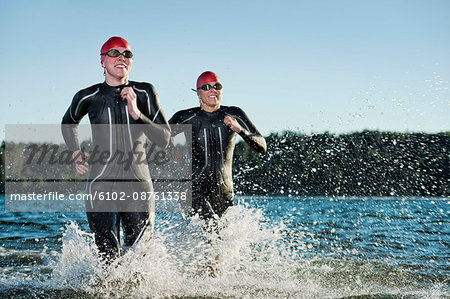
[101, 47, 133, 86]
[198, 81, 222, 112]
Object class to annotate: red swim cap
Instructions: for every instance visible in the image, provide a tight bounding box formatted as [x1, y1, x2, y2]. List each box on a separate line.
[100, 36, 131, 63]
[196, 71, 221, 89]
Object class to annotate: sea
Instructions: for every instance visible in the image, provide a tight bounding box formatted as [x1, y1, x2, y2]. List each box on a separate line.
[0, 194, 448, 298]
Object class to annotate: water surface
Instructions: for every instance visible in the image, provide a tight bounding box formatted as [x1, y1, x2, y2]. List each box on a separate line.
[0, 195, 448, 298]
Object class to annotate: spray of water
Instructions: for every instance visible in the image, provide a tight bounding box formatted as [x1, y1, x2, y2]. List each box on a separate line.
[44, 206, 307, 298]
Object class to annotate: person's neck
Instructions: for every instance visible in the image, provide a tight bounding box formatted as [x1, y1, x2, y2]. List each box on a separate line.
[105, 76, 128, 87]
[200, 104, 220, 113]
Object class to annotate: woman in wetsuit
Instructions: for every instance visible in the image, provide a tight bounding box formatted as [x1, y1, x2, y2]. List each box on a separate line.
[169, 71, 267, 220]
[61, 37, 171, 261]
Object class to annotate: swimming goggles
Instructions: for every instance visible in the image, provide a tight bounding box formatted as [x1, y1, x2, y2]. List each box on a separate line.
[100, 49, 134, 59]
[198, 83, 223, 91]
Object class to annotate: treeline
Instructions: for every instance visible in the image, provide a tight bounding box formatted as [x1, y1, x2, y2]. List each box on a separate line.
[233, 130, 449, 196]
[1, 131, 449, 196]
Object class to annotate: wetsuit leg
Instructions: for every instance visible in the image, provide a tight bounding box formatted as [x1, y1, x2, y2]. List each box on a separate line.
[120, 212, 150, 247]
[86, 212, 120, 261]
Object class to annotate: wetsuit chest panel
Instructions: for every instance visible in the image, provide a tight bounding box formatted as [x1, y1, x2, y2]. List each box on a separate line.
[170, 108, 236, 176]
[87, 96, 109, 124]
[84, 86, 127, 125]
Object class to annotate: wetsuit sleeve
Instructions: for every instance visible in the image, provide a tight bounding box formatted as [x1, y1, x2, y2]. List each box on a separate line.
[61, 91, 90, 152]
[168, 112, 179, 125]
[230, 108, 267, 154]
[168, 111, 185, 135]
[134, 84, 171, 149]
[167, 111, 185, 147]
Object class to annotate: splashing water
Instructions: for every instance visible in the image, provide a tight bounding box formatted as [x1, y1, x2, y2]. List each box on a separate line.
[43, 205, 304, 298]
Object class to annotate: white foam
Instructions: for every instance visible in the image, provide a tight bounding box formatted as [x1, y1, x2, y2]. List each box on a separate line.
[37, 205, 449, 298]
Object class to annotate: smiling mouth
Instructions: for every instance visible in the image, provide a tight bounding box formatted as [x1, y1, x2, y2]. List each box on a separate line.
[115, 64, 127, 69]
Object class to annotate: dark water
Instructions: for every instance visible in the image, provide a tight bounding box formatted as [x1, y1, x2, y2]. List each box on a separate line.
[0, 195, 449, 298]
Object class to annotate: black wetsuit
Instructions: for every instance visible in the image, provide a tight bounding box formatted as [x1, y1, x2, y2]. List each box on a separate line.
[61, 81, 170, 260]
[169, 106, 266, 219]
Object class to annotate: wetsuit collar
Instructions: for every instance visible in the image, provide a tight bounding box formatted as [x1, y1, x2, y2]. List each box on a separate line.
[101, 81, 130, 96]
[200, 105, 221, 114]
[103, 81, 129, 89]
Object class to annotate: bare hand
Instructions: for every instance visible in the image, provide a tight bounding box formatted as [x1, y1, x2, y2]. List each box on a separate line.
[224, 115, 242, 133]
[72, 150, 89, 175]
[121, 87, 141, 120]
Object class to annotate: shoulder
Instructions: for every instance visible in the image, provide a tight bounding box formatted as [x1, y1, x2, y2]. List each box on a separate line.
[223, 105, 246, 116]
[130, 81, 156, 94]
[73, 83, 102, 100]
[169, 107, 200, 124]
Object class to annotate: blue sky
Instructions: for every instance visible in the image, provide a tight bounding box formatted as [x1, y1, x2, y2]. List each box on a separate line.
[1, 0, 449, 141]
